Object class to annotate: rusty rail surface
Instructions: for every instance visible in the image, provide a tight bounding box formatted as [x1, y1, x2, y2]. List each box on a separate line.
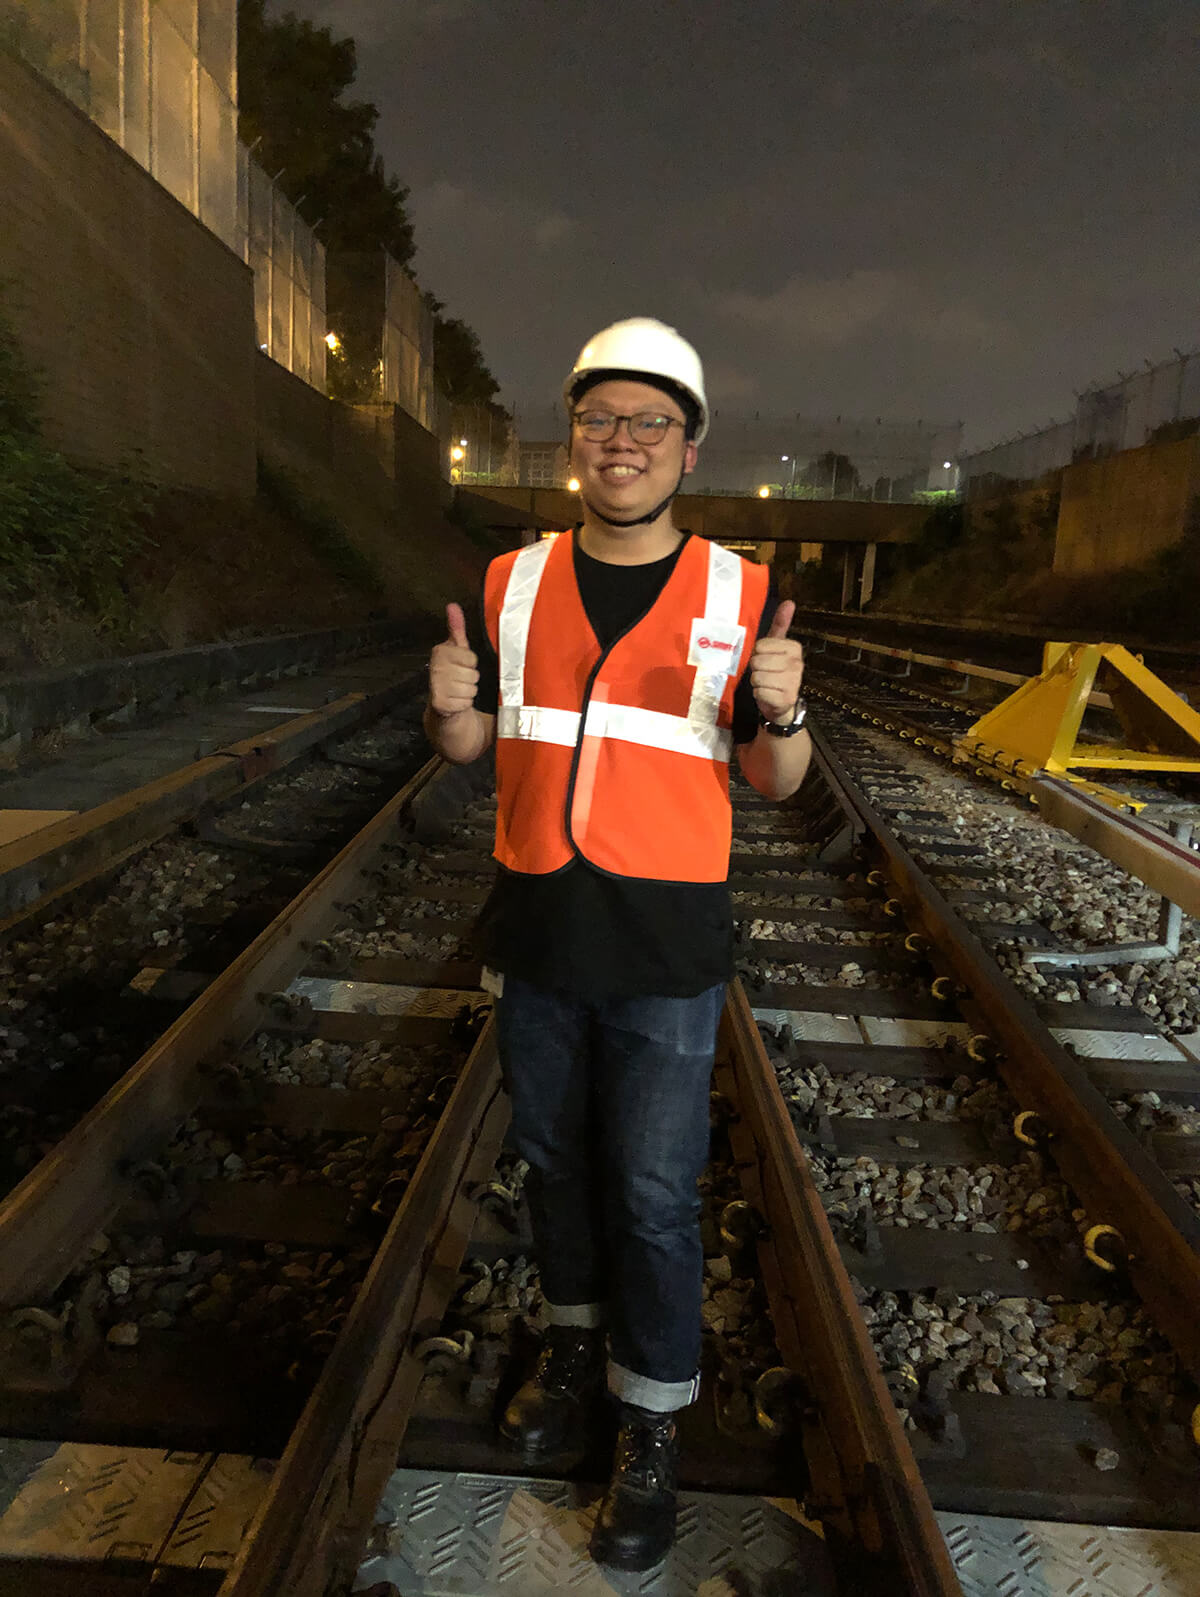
[809, 725, 1200, 1382]
[0, 755, 443, 1305]
[1031, 773, 1200, 920]
[0, 742, 521, 1597]
[720, 982, 965, 1597]
[221, 1020, 507, 1597]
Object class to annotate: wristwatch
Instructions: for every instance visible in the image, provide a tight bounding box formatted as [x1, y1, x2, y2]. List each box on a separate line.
[760, 696, 809, 738]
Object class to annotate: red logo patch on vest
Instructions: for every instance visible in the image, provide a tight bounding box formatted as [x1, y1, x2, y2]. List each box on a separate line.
[688, 617, 746, 672]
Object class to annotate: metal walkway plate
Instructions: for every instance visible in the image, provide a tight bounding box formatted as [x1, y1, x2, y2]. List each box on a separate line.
[355, 1469, 836, 1594]
[1051, 1026, 1189, 1062]
[938, 1512, 1200, 1596]
[288, 976, 488, 1018]
[750, 1007, 862, 1042]
[859, 1017, 973, 1048]
[0, 1442, 272, 1574]
[0, 1443, 209, 1562]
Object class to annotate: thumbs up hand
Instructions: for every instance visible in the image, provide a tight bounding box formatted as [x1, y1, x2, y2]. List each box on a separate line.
[748, 600, 805, 725]
[428, 602, 479, 720]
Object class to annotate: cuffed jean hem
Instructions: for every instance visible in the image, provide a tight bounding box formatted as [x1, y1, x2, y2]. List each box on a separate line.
[608, 1357, 701, 1413]
[542, 1299, 606, 1330]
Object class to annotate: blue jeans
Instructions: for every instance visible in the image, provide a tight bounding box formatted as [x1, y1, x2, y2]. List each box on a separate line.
[495, 976, 725, 1413]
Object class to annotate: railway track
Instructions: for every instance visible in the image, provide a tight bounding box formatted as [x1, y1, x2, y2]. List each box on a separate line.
[0, 702, 432, 1220]
[0, 751, 506, 1594]
[1, 684, 1199, 1592]
[736, 730, 1200, 1518]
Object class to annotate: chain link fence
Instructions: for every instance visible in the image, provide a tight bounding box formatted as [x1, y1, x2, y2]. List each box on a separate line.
[2, 0, 241, 253]
[439, 399, 518, 484]
[961, 348, 1200, 495]
[382, 258, 435, 431]
[509, 404, 961, 499]
[244, 153, 326, 390]
[4, 0, 328, 390]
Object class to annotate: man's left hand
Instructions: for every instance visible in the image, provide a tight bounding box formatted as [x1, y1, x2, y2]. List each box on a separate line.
[749, 600, 805, 724]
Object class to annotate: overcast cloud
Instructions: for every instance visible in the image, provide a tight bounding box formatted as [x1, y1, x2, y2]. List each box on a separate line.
[272, 1, 1200, 448]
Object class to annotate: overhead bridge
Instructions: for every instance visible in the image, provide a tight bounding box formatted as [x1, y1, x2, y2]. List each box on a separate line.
[458, 485, 929, 607]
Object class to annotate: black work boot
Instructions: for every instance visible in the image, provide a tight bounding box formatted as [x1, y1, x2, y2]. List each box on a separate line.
[499, 1325, 604, 1459]
[590, 1402, 680, 1571]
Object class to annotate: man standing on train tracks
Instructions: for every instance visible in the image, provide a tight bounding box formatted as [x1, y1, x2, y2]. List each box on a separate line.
[424, 317, 810, 1571]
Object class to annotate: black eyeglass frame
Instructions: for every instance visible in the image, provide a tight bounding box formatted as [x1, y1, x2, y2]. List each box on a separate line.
[570, 409, 687, 445]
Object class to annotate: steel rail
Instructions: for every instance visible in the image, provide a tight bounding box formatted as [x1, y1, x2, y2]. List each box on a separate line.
[810, 629, 1027, 690]
[809, 724, 1200, 1381]
[809, 628, 1117, 710]
[721, 982, 964, 1597]
[1030, 773, 1200, 919]
[0, 755, 443, 1306]
[808, 681, 963, 762]
[220, 1020, 507, 1597]
[0, 673, 418, 928]
[813, 680, 1200, 925]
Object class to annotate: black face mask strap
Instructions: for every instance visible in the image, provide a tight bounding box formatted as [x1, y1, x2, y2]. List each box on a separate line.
[579, 463, 689, 529]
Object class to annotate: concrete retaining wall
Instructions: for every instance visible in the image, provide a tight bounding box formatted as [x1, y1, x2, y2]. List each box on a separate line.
[1054, 434, 1200, 577]
[0, 621, 408, 757]
[254, 356, 487, 621]
[0, 48, 256, 497]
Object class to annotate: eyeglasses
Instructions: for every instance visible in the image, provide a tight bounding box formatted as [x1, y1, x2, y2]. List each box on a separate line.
[572, 409, 686, 445]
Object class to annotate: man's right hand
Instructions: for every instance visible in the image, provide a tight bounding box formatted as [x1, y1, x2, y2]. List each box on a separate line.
[428, 602, 479, 720]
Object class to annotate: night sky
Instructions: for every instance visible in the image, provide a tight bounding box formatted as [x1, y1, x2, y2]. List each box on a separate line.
[271, 1, 1199, 450]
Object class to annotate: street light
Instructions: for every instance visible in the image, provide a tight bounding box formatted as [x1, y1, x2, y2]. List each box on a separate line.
[758, 486, 771, 499]
[567, 476, 581, 492]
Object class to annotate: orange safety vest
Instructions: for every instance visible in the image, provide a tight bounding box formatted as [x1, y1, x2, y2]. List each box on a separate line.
[484, 531, 769, 883]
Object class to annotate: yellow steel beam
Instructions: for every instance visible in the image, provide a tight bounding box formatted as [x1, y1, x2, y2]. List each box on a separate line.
[957, 642, 1200, 806]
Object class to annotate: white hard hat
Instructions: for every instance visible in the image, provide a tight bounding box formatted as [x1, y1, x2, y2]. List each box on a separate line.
[564, 317, 709, 444]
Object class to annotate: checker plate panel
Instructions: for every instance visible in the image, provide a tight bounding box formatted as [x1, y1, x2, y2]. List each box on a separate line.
[0, 1445, 207, 1562]
[355, 1470, 835, 1594]
[289, 977, 487, 1018]
[750, 1007, 862, 1042]
[860, 1016, 972, 1047]
[1051, 1027, 1186, 1061]
[938, 1512, 1200, 1596]
[159, 1454, 275, 1571]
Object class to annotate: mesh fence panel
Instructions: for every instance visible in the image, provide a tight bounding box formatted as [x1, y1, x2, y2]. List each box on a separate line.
[7, 0, 327, 388]
[244, 155, 326, 388]
[511, 403, 961, 499]
[4, 1, 241, 250]
[962, 350, 1200, 492]
[382, 257, 435, 428]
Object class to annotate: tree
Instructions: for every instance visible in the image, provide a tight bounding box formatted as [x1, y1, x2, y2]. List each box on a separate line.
[237, 2, 503, 417]
[424, 295, 511, 477]
[797, 451, 862, 497]
[423, 293, 500, 407]
[237, 0, 413, 264]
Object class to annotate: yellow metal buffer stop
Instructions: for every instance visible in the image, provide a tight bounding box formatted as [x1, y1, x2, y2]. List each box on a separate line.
[956, 642, 1200, 807]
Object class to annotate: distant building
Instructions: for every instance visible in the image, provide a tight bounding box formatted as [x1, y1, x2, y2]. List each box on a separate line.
[519, 441, 570, 489]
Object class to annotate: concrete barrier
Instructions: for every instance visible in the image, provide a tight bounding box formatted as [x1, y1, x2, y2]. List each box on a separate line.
[0, 621, 410, 757]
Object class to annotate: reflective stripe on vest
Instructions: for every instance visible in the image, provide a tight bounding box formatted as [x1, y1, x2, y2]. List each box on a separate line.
[485, 531, 768, 881]
[497, 535, 554, 713]
[496, 538, 744, 762]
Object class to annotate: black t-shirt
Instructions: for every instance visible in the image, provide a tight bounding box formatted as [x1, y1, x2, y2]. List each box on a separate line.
[467, 532, 775, 999]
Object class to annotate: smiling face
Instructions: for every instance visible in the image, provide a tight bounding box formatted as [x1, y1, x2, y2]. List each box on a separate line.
[569, 378, 698, 527]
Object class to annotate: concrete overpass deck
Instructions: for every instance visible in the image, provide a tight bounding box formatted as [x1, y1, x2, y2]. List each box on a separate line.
[461, 484, 925, 544]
